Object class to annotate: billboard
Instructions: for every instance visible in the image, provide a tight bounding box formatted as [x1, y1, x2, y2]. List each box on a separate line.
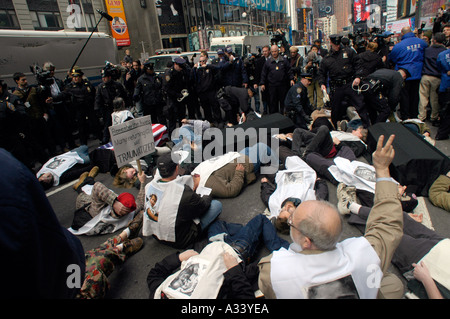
[219, 0, 287, 13]
[353, 0, 371, 23]
[318, 0, 334, 18]
[104, 0, 131, 47]
[156, 0, 186, 35]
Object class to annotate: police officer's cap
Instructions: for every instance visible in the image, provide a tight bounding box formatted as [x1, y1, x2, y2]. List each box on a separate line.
[329, 34, 342, 45]
[71, 66, 84, 76]
[101, 68, 112, 77]
[225, 46, 233, 54]
[174, 57, 186, 65]
[217, 49, 224, 55]
[301, 73, 313, 81]
[143, 60, 154, 69]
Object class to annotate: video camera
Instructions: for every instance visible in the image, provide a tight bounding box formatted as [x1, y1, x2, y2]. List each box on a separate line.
[348, 28, 368, 53]
[103, 61, 121, 81]
[29, 64, 54, 86]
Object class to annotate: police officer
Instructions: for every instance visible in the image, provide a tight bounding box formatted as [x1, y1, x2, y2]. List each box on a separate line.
[260, 45, 295, 114]
[162, 57, 190, 135]
[133, 60, 165, 125]
[64, 66, 99, 145]
[284, 73, 313, 129]
[318, 34, 370, 129]
[192, 55, 221, 124]
[95, 65, 127, 144]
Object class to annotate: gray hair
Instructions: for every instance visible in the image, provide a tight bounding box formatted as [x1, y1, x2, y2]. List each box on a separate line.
[296, 200, 343, 251]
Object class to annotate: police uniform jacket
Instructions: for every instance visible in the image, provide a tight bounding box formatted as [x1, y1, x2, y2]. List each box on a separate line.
[94, 80, 127, 110]
[134, 72, 163, 106]
[284, 82, 312, 115]
[220, 56, 248, 87]
[318, 46, 363, 87]
[162, 67, 190, 100]
[260, 55, 294, 87]
[64, 79, 95, 108]
[191, 64, 217, 94]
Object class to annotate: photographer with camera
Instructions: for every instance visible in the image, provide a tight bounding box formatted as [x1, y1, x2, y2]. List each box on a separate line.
[13, 71, 56, 162]
[304, 45, 323, 109]
[95, 64, 127, 144]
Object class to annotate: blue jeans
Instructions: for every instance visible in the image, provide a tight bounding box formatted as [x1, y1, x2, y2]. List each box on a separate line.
[207, 214, 289, 262]
[239, 142, 276, 173]
[73, 145, 90, 164]
[199, 199, 222, 231]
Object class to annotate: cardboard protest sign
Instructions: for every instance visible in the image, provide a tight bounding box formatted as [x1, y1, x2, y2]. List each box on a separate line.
[109, 116, 155, 168]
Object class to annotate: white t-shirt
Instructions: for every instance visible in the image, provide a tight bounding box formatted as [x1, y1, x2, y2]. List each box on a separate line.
[268, 156, 317, 218]
[36, 151, 85, 186]
[270, 237, 383, 299]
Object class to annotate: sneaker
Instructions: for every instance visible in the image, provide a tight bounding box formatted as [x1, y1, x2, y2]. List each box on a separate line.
[73, 172, 89, 191]
[88, 166, 99, 178]
[122, 237, 144, 256]
[345, 186, 357, 203]
[336, 183, 351, 215]
[127, 211, 143, 239]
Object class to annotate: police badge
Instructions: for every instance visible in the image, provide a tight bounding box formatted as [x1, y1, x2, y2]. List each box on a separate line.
[166, 75, 171, 82]
[296, 87, 302, 94]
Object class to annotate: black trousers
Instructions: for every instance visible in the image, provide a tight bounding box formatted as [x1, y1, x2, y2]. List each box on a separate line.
[330, 82, 370, 128]
[364, 90, 390, 124]
[268, 85, 288, 114]
[399, 79, 420, 120]
[436, 89, 450, 139]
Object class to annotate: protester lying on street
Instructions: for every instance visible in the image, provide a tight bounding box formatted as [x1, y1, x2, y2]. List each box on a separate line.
[37, 145, 98, 190]
[341, 182, 450, 299]
[191, 142, 277, 198]
[68, 170, 147, 236]
[428, 171, 450, 212]
[77, 211, 144, 299]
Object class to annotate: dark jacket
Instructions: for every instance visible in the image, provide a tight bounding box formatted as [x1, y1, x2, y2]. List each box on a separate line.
[154, 183, 212, 249]
[134, 72, 164, 106]
[260, 55, 293, 87]
[220, 56, 248, 87]
[356, 50, 385, 78]
[94, 80, 127, 110]
[367, 68, 404, 110]
[191, 64, 217, 93]
[318, 46, 363, 86]
[422, 44, 447, 77]
[147, 251, 255, 299]
[0, 148, 86, 298]
[64, 79, 96, 109]
[162, 67, 190, 100]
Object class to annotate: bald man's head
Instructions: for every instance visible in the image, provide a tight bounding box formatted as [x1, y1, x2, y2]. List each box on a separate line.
[401, 26, 412, 35]
[290, 200, 343, 251]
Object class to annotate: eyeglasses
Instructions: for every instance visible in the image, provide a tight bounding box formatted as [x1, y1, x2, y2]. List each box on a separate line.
[199, 60, 207, 63]
[287, 212, 313, 243]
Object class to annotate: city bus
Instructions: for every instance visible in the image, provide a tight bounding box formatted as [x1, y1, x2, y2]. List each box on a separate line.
[0, 29, 118, 88]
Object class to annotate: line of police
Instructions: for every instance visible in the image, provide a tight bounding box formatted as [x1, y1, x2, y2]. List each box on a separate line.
[0, 27, 446, 174]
